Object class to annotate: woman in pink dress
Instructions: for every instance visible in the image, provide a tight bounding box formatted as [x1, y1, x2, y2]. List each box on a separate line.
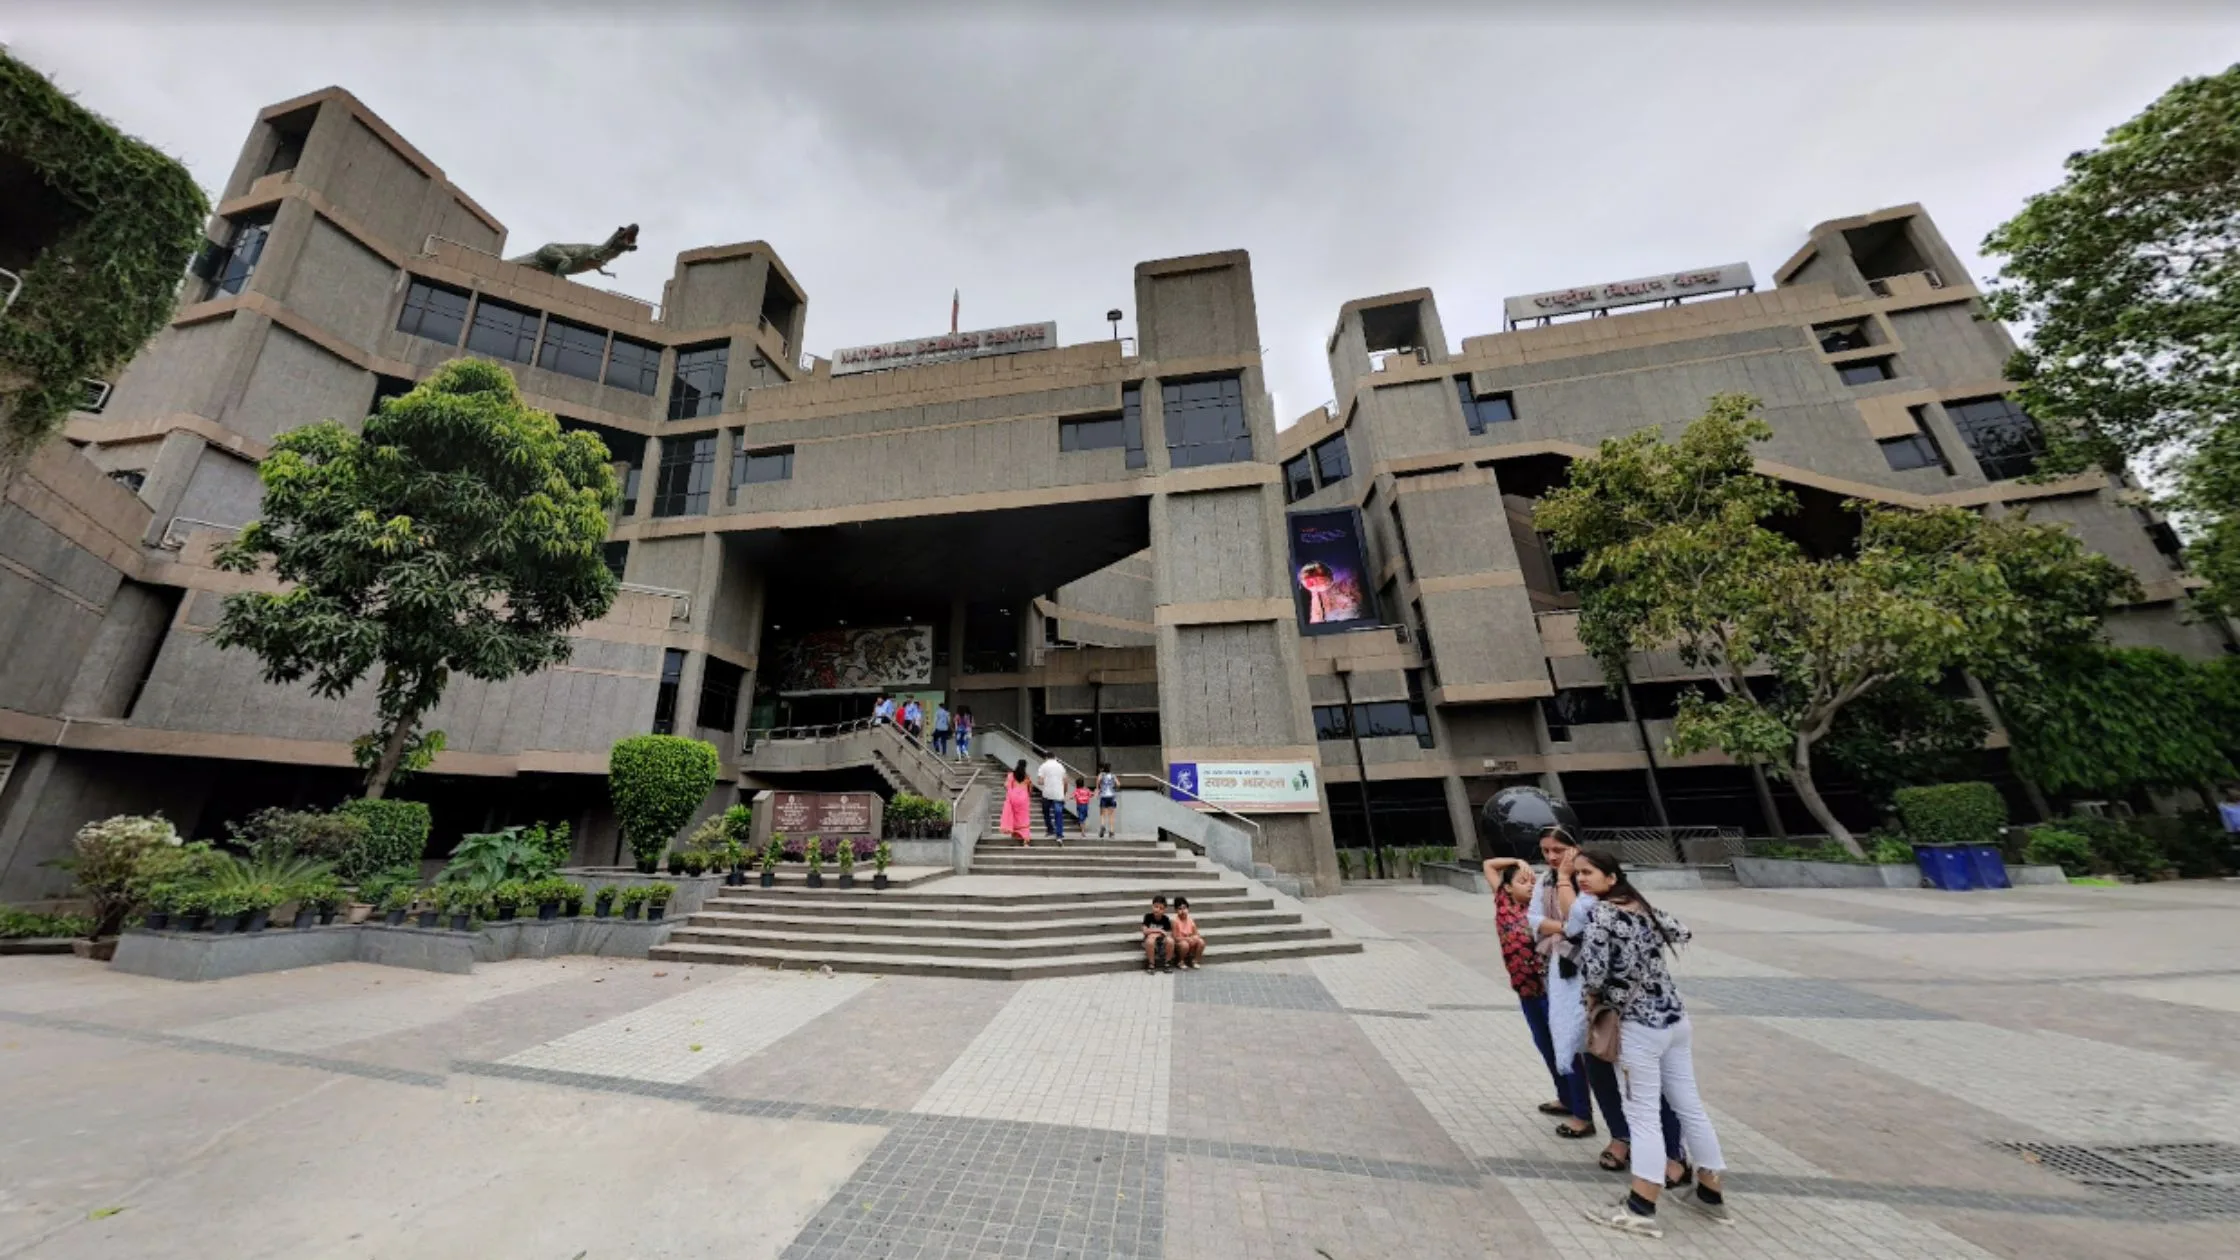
[1000, 760, 1034, 846]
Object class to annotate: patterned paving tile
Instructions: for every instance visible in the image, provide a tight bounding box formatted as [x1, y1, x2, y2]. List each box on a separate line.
[1499, 1175, 2004, 1259]
[497, 968, 873, 1085]
[1172, 969, 1340, 1013]
[1683, 977, 1956, 1021]
[913, 972, 1173, 1136]
[169, 961, 567, 1051]
[780, 1114, 1163, 1260]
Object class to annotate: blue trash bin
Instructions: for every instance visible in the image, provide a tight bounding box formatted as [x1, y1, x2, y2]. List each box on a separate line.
[1914, 844, 1977, 891]
[1966, 844, 2012, 890]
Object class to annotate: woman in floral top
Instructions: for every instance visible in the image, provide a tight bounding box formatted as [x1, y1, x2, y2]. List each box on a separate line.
[1573, 850, 1731, 1238]
[1483, 857, 1574, 1119]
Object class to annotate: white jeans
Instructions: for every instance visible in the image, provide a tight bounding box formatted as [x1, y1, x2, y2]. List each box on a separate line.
[1618, 1015, 1725, 1185]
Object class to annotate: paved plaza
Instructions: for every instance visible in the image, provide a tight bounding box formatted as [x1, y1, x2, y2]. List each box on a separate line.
[2, 881, 2238, 1259]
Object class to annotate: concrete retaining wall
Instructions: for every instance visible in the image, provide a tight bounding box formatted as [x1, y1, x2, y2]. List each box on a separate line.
[111, 916, 676, 982]
[1731, 858, 1922, 888]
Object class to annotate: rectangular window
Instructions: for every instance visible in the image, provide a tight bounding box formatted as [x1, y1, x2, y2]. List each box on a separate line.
[1541, 686, 1629, 739]
[1162, 374, 1254, 468]
[652, 436, 717, 517]
[669, 343, 729, 420]
[1313, 703, 1352, 741]
[1945, 396, 2046, 482]
[1411, 599, 1436, 688]
[397, 279, 470, 345]
[1455, 379, 1515, 434]
[466, 298, 540, 364]
[1879, 432, 1947, 473]
[696, 656, 745, 732]
[1317, 694, 1436, 749]
[1060, 414, 1127, 451]
[601, 540, 629, 581]
[732, 444, 793, 495]
[206, 216, 272, 297]
[369, 374, 414, 417]
[1837, 357, 1894, 386]
[1120, 383, 1146, 469]
[621, 465, 640, 516]
[652, 649, 686, 735]
[1313, 433, 1351, 485]
[108, 469, 146, 493]
[1814, 320, 1873, 353]
[536, 317, 608, 382]
[605, 336, 662, 395]
[1282, 453, 1316, 503]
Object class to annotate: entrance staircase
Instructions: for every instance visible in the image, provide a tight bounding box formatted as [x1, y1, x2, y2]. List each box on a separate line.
[652, 751, 1359, 979]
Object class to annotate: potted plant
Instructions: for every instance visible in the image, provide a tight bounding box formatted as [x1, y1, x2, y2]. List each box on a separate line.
[618, 885, 649, 920]
[289, 875, 334, 929]
[205, 887, 251, 934]
[416, 887, 442, 929]
[645, 886, 671, 921]
[439, 884, 477, 932]
[173, 887, 210, 933]
[835, 835, 856, 889]
[873, 841, 892, 890]
[677, 849, 703, 877]
[307, 877, 344, 926]
[666, 849, 686, 876]
[488, 880, 527, 922]
[593, 885, 617, 918]
[722, 839, 745, 886]
[760, 836, 781, 887]
[532, 877, 563, 922]
[804, 835, 824, 888]
[560, 880, 586, 918]
[378, 883, 414, 927]
[142, 882, 177, 931]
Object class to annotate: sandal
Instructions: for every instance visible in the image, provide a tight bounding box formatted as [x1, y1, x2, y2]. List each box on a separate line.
[1666, 1162, 1694, 1189]
[1555, 1123, 1598, 1140]
[1597, 1149, 1627, 1172]
[1537, 1102, 1573, 1116]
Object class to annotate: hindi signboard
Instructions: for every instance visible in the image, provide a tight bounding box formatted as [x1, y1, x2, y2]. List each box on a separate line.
[831, 322, 1058, 376]
[1504, 263, 1754, 324]
[1168, 761, 1322, 813]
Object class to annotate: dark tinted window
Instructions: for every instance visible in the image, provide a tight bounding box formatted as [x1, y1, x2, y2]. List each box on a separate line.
[537, 317, 608, 382]
[1542, 686, 1628, 731]
[1312, 433, 1351, 484]
[1456, 379, 1515, 433]
[652, 436, 717, 517]
[696, 656, 745, 732]
[1283, 453, 1316, 503]
[397, 280, 470, 345]
[1879, 432, 1947, 473]
[466, 298, 540, 363]
[1945, 397, 2045, 482]
[1314, 698, 1434, 749]
[733, 445, 793, 492]
[601, 541, 629, 581]
[605, 336, 662, 395]
[669, 343, 729, 420]
[209, 217, 271, 297]
[1061, 415, 1126, 451]
[1815, 321, 1871, 353]
[1837, 357, 1894, 386]
[1121, 384, 1146, 469]
[1313, 704, 1351, 741]
[621, 465, 641, 515]
[1162, 375, 1253, 468]
[652, 649, 686, 734]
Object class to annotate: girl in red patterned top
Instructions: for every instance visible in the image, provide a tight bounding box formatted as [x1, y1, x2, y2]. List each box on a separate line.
[1486, 856, 1576, 1120]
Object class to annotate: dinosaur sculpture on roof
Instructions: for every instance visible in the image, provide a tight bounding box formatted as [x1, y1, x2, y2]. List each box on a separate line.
[507, 224, 639, 278]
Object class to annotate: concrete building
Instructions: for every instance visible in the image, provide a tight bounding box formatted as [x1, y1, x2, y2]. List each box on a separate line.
[0, 89, 2214, 899]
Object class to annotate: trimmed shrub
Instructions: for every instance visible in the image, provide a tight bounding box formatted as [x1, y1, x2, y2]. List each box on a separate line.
[1892, 782, 2007, 849]
[2131, 811, 2233, 879]
[227, 807, 368, 867]
[335, 799, 432, 883]
[609, 735, 720, 870]
[2023, 828, 2095, 876]
[53, 814, 178, 936]
[2057, 815, 2167, 882]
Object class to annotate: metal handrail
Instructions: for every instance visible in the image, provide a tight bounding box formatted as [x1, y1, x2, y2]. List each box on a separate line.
[0, 267, 22, 318]
[982, 722, 1264, 839]
[951, 761, 986, 818]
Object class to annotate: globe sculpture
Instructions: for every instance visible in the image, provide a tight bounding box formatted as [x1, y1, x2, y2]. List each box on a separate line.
[1481, 786, 1580, 860]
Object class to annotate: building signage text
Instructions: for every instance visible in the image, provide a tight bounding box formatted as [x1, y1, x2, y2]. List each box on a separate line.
[1503, 263, 1755, 324]
[769, 790, 879, 836]
[1168, 761, 1322, 813]
[831, 322, 1058, 376]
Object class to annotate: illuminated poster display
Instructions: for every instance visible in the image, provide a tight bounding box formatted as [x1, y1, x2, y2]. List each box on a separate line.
[1286, 508, 1378, 635]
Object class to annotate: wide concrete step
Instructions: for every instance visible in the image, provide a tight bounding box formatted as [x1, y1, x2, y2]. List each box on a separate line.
[702, 883, 1253, 910]
[967, 862, 1220, 881]
[665, 922, 1334, 960]
[682, 907, 1302, 940]
[698, 893, 1273, 924]
[649, 935, 1364, 981]
[976, 841, 1168, 854]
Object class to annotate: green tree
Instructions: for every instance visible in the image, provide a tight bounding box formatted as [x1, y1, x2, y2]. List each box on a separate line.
[1537, 395, 2134, 854]
[1818, 679, 1993, 809]
[608, 735, 721, 871]
[1982, 64, 2240, 614]
[213, 361, 618, 797]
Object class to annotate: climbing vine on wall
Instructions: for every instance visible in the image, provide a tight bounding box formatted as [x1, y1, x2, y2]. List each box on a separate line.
[0, 50, 208, 473]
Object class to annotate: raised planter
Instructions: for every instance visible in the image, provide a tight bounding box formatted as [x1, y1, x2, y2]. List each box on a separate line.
[1731, 857, 1922, 889]
[559, 870, 720, 918]
[2010, 864, 2070, 886]
[0, 937, 80, 956]
[112, 916, 679, 982]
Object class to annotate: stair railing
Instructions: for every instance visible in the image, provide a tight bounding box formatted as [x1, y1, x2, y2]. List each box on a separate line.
[978, 722, 1266, 844]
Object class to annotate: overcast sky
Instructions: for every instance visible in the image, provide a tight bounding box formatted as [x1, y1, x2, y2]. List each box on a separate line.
[9, 6, 2238, 425]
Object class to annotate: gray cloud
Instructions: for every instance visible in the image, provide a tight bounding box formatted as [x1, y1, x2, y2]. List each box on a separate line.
[8, 9, 2238, 422]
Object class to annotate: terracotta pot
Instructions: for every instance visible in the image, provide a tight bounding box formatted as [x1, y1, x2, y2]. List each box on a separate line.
[345, 903, 374, 925]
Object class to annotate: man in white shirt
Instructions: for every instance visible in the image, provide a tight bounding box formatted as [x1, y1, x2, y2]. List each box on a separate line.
[1036, 753, 1069, 844]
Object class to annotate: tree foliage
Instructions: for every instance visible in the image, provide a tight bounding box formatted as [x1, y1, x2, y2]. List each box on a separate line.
[1892, 782, 2008, 850]
[0, 50, 209, 474]
[1818, 680, 1993, 808]
[1982, 64, 2240, 613]
[608, 735, 720, 870]
[1536, 394, 2134, 853]
[213, 360, 618, 797]
[1996, 645, 2238, 797]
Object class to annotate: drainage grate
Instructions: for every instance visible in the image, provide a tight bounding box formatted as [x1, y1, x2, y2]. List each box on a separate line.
[2002, 1141, 2240, 1216]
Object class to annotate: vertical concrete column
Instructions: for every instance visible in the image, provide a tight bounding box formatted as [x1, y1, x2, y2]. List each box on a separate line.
[1442, 774, 1478, 860]
[136, 431, 211, 548]
[947, 594, 969, 699]
[634, 434, 661, 524]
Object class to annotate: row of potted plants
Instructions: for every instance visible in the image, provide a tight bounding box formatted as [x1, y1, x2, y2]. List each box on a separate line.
[148, 877, 682, 935]
[743, 835, 892, 888]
